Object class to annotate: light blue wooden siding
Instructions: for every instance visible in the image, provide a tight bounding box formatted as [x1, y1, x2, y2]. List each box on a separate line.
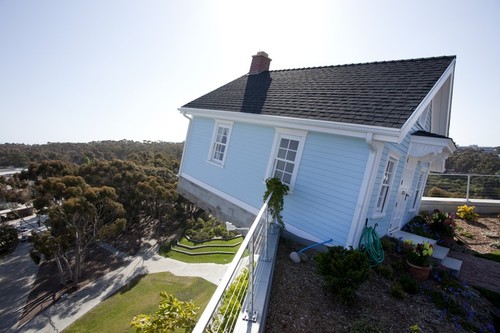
[284, 133, 369, 246]
[182, 116, 274, 209]
[367, 120, 431, 235]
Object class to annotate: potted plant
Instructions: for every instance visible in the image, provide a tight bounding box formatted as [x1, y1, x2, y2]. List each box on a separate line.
[403, 240, 433, 281]
[263, 177, 289, 229]
[429, 209, 456, 246]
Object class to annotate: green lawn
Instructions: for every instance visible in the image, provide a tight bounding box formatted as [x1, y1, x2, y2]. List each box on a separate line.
[63, 272, 216, 333]
[159, 237, 243, 264]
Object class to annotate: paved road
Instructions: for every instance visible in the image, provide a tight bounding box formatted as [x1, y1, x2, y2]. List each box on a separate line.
[15, 240, 229, 333]
[0, 241, 39, 333]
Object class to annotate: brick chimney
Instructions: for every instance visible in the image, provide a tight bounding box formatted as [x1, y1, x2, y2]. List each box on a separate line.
[249, 51, 272, 75]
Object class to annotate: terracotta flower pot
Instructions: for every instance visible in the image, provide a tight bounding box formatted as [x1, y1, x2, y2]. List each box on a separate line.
[407, 260, 431, 281]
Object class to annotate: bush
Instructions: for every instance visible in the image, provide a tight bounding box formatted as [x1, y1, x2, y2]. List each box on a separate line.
[316, 246, 370, 304]
[390, 284, 405, 299]
[0, 224, 18, 253]
[398, 275, 419, 294]
[349, 320, 382, 333]
[456, 205, 479, 222]
[185, 216, 238, 242]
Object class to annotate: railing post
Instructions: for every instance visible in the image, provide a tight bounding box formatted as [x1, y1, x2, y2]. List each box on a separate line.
[244, 233, 257, 322]
[466, 174, 471, 201]
[262, 210, 271, 262]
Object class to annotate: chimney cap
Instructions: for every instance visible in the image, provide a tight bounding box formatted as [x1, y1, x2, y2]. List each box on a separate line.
[249, 51, 272, 75]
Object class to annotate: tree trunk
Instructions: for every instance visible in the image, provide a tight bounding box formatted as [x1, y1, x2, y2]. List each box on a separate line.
[73, 230, 81, 287]
[55, 256, 67, 285]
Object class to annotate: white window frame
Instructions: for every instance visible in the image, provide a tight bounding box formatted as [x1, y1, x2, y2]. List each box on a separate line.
[265, 128, 307, 191]
[376, 154, 398, 214]
[411, 164, 428, 211]
[208, 120, 233, 166]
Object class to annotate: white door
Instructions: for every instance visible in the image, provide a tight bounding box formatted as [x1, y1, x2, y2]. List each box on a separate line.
[389, 157, 417, 232]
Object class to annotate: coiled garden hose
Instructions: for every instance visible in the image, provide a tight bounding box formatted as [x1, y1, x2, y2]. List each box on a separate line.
[359, 224, 384, 267]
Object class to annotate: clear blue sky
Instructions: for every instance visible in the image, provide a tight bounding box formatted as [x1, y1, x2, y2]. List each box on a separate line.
[0, 0, 499, 147]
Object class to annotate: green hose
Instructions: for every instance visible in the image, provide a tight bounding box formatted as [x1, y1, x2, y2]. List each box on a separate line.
[359, 224, 384, 267]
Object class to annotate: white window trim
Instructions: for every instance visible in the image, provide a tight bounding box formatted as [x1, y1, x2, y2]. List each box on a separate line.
[374, 153, 399, 216]
[207, 120, 233, 167]
[265, 128, 307, 191]
[410, 164, 429, 212]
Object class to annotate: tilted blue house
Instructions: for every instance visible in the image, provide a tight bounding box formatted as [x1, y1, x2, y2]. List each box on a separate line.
[177, 52, 456, 248]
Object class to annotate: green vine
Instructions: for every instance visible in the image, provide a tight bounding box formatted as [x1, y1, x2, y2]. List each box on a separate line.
[263, 177, 289, 228]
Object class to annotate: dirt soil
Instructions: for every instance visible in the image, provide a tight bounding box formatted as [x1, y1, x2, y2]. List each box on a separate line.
[265, 215, 500, 333]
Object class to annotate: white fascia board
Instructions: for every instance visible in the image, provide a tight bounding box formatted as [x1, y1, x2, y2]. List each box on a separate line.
[399, 59, 456, 141]
[179, 107, 401, 143]
[410, 134, 457, 154]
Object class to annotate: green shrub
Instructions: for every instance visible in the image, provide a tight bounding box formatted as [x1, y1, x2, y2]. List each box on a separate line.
[456, 204, 479, 221]
[408, 324, 422, 333]
[375, 264, 393, 280]
[212, 268, 249, 333]
[349, 320, 381, 333]
[399, 275, 419, 294]
[390, 284, 405, 299]
[185, 216, 239, 242]
[0, 224, 17, 253]
[316, 246, 370, 304]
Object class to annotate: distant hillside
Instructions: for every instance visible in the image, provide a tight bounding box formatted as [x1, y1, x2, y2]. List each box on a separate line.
[0, 140, 183, 167]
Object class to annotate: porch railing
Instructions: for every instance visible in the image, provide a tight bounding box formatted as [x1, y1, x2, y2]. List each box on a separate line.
[192, 195, 278, 333]
[425, 173, 500, 201]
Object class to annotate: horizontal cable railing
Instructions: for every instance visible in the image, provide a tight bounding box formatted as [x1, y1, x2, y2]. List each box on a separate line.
[192, 195, 275, 333]
[424, 173, 500, 200]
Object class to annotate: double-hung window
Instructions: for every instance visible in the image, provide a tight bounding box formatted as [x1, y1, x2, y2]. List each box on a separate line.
[209, 121, 232, 166]
[268, 129, 306, 189]
[412, 170, 426, 210]
[376, 156, 397, 213]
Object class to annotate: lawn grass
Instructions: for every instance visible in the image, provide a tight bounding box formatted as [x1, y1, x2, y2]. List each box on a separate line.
[161, 248, 236, 264]
[63, 272, 216, 333]
[159, 236, 243, 264]
[179, 236, 242, 247]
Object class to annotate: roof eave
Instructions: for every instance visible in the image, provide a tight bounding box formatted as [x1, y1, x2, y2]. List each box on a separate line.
[179, 107, 402, 143]
[398, 57, 457, 142]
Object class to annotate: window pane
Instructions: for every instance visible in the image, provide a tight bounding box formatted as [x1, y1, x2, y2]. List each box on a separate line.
[286, 150, 296, 161]
[285, 162, 294, 173]
[274, 170, 283, 180]
[282, 173, 292, 185]
[276, 160, 285, 171]
[289, 140, 299, 151]
[280, 138, 289, 148]
[277, 148, 287, 159]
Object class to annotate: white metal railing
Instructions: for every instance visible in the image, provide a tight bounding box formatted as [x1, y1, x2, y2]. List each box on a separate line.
[425, 173, 500, 201]
[193, 195, 276, 333]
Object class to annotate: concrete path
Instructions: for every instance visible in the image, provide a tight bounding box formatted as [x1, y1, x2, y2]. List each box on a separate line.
[448, 251, 500, 294]
[16, 240, 229, 333]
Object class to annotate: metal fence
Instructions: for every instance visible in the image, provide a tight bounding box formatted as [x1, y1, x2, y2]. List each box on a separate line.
[192, 195, 276, 333]
[424, 173, 500, 200]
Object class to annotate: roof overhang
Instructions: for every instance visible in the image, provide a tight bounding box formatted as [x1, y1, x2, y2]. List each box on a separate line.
[399, 58, 456, 141]
[408, 132, 456, 172]
[179, 107, 402, 143]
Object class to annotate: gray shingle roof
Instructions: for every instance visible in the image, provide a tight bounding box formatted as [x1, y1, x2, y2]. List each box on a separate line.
[182, 56, 455, 129]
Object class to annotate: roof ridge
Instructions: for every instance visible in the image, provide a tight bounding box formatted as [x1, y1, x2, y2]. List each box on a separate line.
[270, 55, 456, 73]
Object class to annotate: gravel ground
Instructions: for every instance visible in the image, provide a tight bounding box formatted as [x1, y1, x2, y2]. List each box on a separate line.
[265, 215, 499, 333]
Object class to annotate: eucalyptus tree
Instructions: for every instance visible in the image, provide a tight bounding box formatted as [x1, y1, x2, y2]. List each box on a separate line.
[32, 175, 126, 286]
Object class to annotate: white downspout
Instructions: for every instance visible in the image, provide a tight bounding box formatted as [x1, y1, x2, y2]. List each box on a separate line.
[346, 132, 383, 247]
[178, 108, 192, 178]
